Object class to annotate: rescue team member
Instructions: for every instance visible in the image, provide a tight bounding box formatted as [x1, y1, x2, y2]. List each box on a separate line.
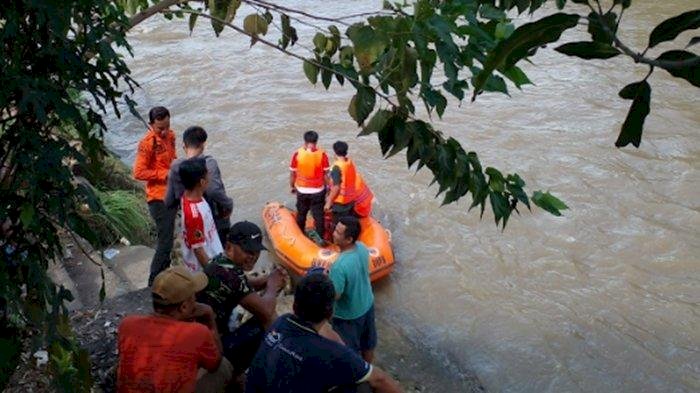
[180, 157, 223, 272]
[133, 106, 178, 286]
[165, 126, 233, 244]
[329, 216, 377, 363]
[117, 266, 232, 393]
[197, 221, 287, 378]
[245, 272, 402, 393]
[289, 130, 329, 242]
[324, 141, 374, 224]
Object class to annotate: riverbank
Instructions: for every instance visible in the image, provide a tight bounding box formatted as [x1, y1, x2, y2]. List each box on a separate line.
[6, 242, 484, 392]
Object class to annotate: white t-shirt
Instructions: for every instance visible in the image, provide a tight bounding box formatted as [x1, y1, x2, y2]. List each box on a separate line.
[181, 196, 223, 272]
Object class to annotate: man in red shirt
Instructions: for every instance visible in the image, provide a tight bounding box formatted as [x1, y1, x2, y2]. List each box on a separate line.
[289, 130, 329, 242]
[117, 266, 232, 393]
[132, 106, 178, 286]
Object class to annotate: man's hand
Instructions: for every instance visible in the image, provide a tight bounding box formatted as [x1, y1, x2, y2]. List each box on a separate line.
[266, 267, 287, 294]
[290, 186, 297, 194]
[323, 200, 332, 212]
[190, 302, 216, 330]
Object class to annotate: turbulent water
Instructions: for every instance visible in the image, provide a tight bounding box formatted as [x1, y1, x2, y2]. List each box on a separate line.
[103, 1, 699, 392]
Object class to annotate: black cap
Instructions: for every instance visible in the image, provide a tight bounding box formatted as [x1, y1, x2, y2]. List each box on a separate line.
[227, 221, 267, 252]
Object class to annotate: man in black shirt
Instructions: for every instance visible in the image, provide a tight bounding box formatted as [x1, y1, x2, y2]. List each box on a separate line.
[246, 272, 401, 393]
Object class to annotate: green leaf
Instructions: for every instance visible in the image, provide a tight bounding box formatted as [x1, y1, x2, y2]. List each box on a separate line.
[473, 13, 580, 100]
[532, 191, 569, 216]
[613, 0, 631, 9]
[556, 0, 566, 10]
[649, 10, 700, 49]
[280, 14, 298, 49]
[424, 88, 447, 117]
[588, 12, 617, 44]
[209, 0, 228, 36]
[555, 41, 621, 59]
[347, 24, 388, 74]
[313, 33, 328, 52]
[501, 66, 532, 88]
[486, 167, 505, 192]
[687, 36, 700, 47]
[615, 80, 651, 148]
[188, 13, 198, 35]
[303, 59, 319, 84]
[225, 0, 242, 23]
[495, 22, 515, 41]
[360, 109, 393, 136]
[656, 50, 700, 87]
[243, 14, 268, 40]
[489, 192, 510, 226]
[506, 173, 530, 210]
[320, 57, 333, 89]
[348, 87, 376, 125]
[480, 4, 506, 21]
[20, 203, 35, 228]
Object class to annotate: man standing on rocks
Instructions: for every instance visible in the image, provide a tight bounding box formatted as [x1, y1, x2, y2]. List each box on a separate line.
[246, 272, 401, 393]
[165, 125, 233, 244]
[132, 106, 177, 286]
[197, 221, 286, 376]
[329, 215, 377, 363]
[117, 266, 232, 392]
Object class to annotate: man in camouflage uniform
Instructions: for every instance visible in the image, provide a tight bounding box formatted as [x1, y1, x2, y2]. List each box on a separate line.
[197, 221, 286, 375]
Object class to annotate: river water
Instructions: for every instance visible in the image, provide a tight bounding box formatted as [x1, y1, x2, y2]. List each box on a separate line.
[103, 1, 699, 392]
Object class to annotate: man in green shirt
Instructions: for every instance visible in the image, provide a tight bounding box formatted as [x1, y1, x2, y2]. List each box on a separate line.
[329, 215, 377, 362]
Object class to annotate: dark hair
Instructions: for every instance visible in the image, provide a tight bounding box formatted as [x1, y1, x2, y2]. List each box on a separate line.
[152, 293, 182, 314]
[333, 141, 348, 157]
[294, 273, 335, 324]
[179, 157, 208, 191]
[338, 216, 361, 243]
[148, 106, 170, 124]
[183, 126, 207, 148]
[303, 130, 319, 144]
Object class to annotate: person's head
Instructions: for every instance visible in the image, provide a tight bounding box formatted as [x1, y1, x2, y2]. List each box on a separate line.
[179, 157, 208, 192]
[224, 221, 267, 271]
[182, 126, 207, 150]
[148, 106, 170, 136]
[332, 141, 348, 157]
[332, 215, 361, 246]
[303, 130, 319, 145]
[151, 266, 208, 320]
[293, 272, 335, 325]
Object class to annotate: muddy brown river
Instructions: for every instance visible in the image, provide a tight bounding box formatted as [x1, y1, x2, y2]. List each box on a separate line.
[104, 1, 699, 391]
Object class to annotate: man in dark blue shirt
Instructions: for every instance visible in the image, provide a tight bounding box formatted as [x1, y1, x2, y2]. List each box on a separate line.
[246, 273, 401, 393]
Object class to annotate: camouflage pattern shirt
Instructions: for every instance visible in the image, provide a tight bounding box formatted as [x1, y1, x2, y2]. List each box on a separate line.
[197, 253, 252, 333]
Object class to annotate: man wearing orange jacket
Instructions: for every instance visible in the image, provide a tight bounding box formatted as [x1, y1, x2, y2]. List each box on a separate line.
[324, 141, 374, 223]
[289, 130, 329, 242]
[133, 106, 178, 286]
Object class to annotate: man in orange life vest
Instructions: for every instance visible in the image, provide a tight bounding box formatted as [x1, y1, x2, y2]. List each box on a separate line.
[289, 130, 330, 240]
[324, 141, 374, 223]
[132, 106, 178, 286]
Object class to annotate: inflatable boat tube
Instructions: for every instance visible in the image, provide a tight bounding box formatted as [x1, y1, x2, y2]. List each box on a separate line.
[262, 202, 394, 282]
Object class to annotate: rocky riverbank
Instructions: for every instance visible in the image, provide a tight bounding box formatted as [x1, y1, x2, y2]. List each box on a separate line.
[7, 242, 484, 392]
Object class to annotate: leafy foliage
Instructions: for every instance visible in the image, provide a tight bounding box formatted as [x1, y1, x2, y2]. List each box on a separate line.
[1, 0, 137, 390]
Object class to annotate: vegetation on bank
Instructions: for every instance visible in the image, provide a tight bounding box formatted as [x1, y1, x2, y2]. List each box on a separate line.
[1, 0, 698, 391]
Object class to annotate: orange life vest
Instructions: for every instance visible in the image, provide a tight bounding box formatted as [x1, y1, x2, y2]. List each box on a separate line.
[333, 157, 373, 217]
[294, 147, 326, 189]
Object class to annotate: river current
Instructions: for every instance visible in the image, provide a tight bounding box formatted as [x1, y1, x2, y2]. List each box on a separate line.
[103, 1, 699, 391]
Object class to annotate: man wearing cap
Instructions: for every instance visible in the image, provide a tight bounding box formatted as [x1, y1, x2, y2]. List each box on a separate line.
[246, 272, 402, 393]
[117, 266, 232, 393]
[197, 220, 287, 376]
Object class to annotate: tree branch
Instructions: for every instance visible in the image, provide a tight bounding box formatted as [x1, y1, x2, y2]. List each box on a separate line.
[243, 0, 351, 26]
[162, 9, 400, 109]
[128, 0, 191, 29]
[587, 5, 700, 70]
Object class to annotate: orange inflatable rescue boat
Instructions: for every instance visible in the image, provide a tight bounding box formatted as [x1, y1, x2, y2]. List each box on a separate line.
[261, 202, 394, 282]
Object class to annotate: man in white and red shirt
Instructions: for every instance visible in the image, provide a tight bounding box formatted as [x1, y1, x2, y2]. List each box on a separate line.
[289, 130, 330, 242]
[179, 157, 223, 272]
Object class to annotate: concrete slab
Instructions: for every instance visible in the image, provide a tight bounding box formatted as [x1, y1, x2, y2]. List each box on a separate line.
[102, 245, 154, 291]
